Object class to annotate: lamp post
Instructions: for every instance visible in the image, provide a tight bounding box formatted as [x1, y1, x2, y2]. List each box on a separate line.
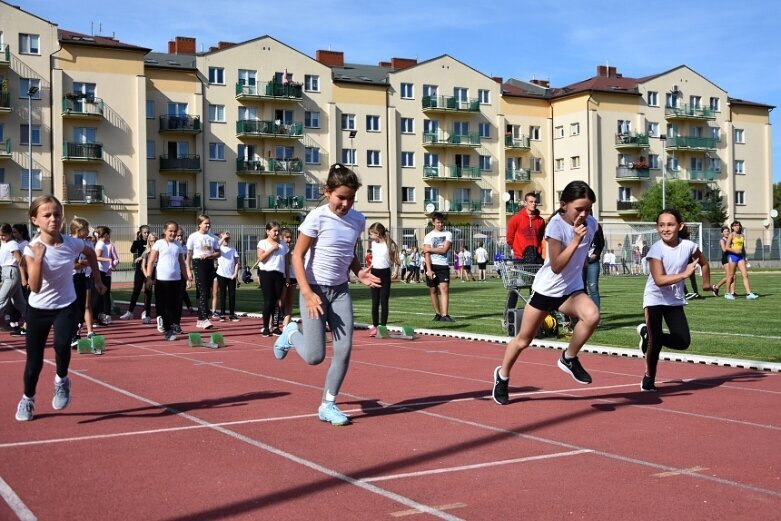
[27, 85, 39, 215]
[348, 129, 357, 167]
[659, 134, 666, 209]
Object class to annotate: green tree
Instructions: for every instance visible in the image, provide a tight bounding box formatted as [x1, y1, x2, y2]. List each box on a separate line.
[636, 180, 702, 222]
[701, 187, 729, 226]
[774, 182, 781, 228]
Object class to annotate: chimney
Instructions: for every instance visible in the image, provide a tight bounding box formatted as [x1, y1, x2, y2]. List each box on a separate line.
[597, 65, 608, 77]
[168, 40, 175, 54]
[390, 57, 417, 70]
[530, 79, 549, 88]
[218, 41, 236, 50]
[378, 61, 392, 68]
[607, 66, 617, 77]
[491, 76, 503, 84]
[316, 50, 344, 67]
[169, 36, 196, 55]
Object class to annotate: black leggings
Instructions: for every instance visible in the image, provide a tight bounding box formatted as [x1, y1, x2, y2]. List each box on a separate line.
[259, 270, 284, 331]
[127, 263, 149, 312]
[217, 275, 236, 316]
[192, 259, 214, 320]
[23, 302, 78, 397]
[370, 267, 392, 326]
[91, 271, 112, 316]
[155, 279, 183, 331]
[643, 305, 690, 379]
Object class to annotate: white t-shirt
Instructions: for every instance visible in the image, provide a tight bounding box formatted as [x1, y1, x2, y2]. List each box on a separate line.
[531, 213, 598, 297]
[95, 239, 117, 274]
[642, 238, 699, 308]
[256, 239, 288, 274]
[187, 232, 219, 260]
[216, 244, 239, 278]
[298, 204, 365, 286]
[153, 239, 183, 281]
[24, 235, 84, 309]
[370, 240, 391, 269]
[0, 240, 21, 266]
[475, 247, 488, 264]
[464, 250, 473, 266]
[423, 229, 453, 267]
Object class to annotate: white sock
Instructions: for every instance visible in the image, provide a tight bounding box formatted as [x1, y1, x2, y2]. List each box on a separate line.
[55, 375, 65, 383]
[324, 391, 336, 402]
[23, 395, 35, 401]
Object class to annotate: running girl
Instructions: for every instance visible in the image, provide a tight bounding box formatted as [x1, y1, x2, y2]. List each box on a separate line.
[367, 222, 399, 337]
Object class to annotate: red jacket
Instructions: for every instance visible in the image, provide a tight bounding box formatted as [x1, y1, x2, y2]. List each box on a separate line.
[507, 210, 546, 259]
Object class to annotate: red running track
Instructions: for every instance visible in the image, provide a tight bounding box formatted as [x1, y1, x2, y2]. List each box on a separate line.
[1, 314, 779, 520]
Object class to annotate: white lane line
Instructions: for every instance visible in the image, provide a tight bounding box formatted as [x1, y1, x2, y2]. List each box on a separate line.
[0, 475, 36, 521]
[362, 449, 591, 483]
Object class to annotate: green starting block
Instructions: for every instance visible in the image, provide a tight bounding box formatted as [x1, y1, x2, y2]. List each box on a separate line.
[77, 335, 106, 355]
[188, 332, 225, 349]
[376, 325, 416, 340]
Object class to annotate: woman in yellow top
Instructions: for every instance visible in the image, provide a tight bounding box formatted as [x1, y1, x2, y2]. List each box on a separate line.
[724, 221, 758, 300]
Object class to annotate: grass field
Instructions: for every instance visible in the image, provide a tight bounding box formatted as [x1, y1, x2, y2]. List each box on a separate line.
[113, 270, 781, 363]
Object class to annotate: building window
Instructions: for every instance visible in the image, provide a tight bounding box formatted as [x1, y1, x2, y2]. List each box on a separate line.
[305, 146, 320, 164]
[480, 188, 492, 205]
[341, 114, 356, 130]
[305, 111, 320, 128]
[20, 124, 41, 145]
[305, 183, 320, 201]
[479, 155, 491, 171]
[734, 129, 745, 143]
[341, 149, 356, 166]
[453, 87, 468, 103]
[209, 143, 225, 161]
[400, 117, 414, 134]
[304, 75, 320, 92]
[617, 120, 631, 134]
[735, 191, 745, 206]
[146, 100, 154, 119]
[665, 92, 678, 108]
[530, 126, 541, 140]
[422, 84, 437, 98]
[208, 67, 225, 85]
[555, 158, 564, 171]
[647, 91, 658, 106]
[689, 95, 701, 109]
[710, 158, 721, 172]
[478, 89, 490, 104]
[570, 123, 580, 136]
[21, 169, 42, 190]
[554, 126, 564, 139]
[571, 156, 581, 169]
[478, 122, 491, 138]
[709, 97, 721, 111]
[401, 151, 414, 167]
[711, 127, 721, 141]
[209, 182, 226, 200]
[649, 154, 659, 169]
[619, 186, 632, 202]
[532, 157, 542, 172]
[19, 78, 41, 99]
[238, 106, 256, 121]
[366, 115, 380, 132]
[237, 69, 256, 86]
[208, 104, 225, 122]
[147, 180, 156, 199]
[146, 140, 155, 159]
[735, 160, 745, 175]
[400, 83, 413, 99]
[19, 33, 40, 55]
[401, 187, 415, 203]
[367, 185, 382, 202]
[647, 122, 659, 137]
[366, 150, 381, 166]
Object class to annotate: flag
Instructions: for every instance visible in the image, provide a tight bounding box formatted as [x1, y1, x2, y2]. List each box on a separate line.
[283, 68, 289, 85]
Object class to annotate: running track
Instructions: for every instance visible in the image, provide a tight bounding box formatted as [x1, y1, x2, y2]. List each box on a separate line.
[1, 315, 779, 520]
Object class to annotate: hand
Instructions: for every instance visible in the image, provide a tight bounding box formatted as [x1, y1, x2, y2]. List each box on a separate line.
[303, 291, 323, 319]
[683, 260, 698, 278]
[144, 277, 155, 291]
[30, 242, 46, 259]
[358, 268, 381, 288]
[94, 281, 108, 295]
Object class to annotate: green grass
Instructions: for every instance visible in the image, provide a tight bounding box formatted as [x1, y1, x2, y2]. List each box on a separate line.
[113, 270, 781, 363]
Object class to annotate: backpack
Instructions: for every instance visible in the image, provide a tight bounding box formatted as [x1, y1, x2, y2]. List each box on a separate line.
[241, 266, 253, 283]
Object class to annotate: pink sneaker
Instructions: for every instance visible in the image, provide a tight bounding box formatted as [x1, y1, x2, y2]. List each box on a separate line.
[368, 326, 377, 337]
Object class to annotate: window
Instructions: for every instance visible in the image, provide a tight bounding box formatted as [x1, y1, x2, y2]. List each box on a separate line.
[367, 185, 382, 202]
[532, 157, 542, 172]
[690, 157, 703, 171]
[366, 150, 381, 166]
[734, 129, 745, 143]
[400, 83, 413, 99]
[73, 127, 96, 143]
[402, 187, 415, 203]
[478, 89, 490, 104]
[147, 180, 156, 199]
[304, 111, 320, 128]
[209, 182, 226, 200]
[167, 180, 187, 197]
[711, 127, 721, 141]
[146, 140, 155, 159]
[691, 126, 703, 138]
[665, 92, 678, 108]
[20, 124, 41, 145]
[305, 183, 320, 200]
[424, 187, 439, 205]
[276, 181, 295, 199]
[167, 102, 187, 116]
[398, 117, 413, 134]
[649, 155, 659, 169]
[237, 69, 256, 86]
[208, 67, 225, 84]
[453, 87, 468, 102]
[238, 106, 257, 121]
[401, 151, 414, 168]
[691, 188, 705, 202]
[341, 148, 356, 165]
[618, 186, 632, 202]
[19, 34, 40, 55]
[479, 155, 491, 171]
[710, 158, 721, 172]
[454, 187, 471, 204]
[341, 114, 356, 130]
[453, 121, 469, 136]
[647, 122, 659, 137]
[735, 191, 745, 206]
[647, 91, 658, 106]
[237, 182, 257, 201]
[19, 78, 41, 99]
[21, 169, 42, 190]
[735, 160, 745, 175]
[555, 158, 564, 171]
[478, 122, 491, 138]
[480, 189, 492, 205]
[554, 126, 564, 139]
[423, 119, 439, 135]
[570, 123, 580, 136]
[209, 143, 225, 161]
[709, 97, 720, 111]
[617, 120, 631, 135]
[305, 146, 320, 164]
[571, 156, 581, 169]
[529, 126, 541, 140]
[146, 100, 154, 119]
[304, 75, 320, 92]
[422, 84, 437, 98]
[208, 104, 225, 122]
[689, 95, 701, 109]
[366, 115, 380, 132]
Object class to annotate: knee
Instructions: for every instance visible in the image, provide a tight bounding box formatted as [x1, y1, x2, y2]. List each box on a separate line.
[301, 352, 325, 365]
[579, 307, 600, 328]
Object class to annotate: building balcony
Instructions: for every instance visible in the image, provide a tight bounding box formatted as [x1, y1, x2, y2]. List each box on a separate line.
[62, 96, 104, 119]
[0, 138, 10, 160]
[236, 196, 262, 211]
[423, 165, 481, 181]
[665, 136, 718, 151]
[236, 159, 266, 173]
[615, 165, 650, 181]
[0, 91, 10, 113]
[687, 170, 719, 183]
[421, 95, 480, 113]
[446, 200, 482, 214]
[265, 195, 305, 211]
[505, 135, 530, 150]
[616, 200, 639, 214]
[62, 142, 103, 162]
[159, 154, 201, 172]
[422, 131, 480, 148]
[65, 184, 105, 204]
[160, 193, 201, 210]
[159, 115, 202, 133]
[506, 200, 522, 213]
[505, 169, 531, 183]
[236, 120, 303, 139]
[664, 104, 717, 121]
[614, 133, 650, 149]
[0, 45, 9, 67]
[235, 81, 303, 102]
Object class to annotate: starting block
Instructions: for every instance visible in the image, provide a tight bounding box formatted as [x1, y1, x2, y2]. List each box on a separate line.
[77, 335, 106, 355]
[188, 332, 225, 349]
[376, 325, 416, 340]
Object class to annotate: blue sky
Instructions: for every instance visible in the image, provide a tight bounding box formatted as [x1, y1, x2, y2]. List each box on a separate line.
[18, 0, 780, 183]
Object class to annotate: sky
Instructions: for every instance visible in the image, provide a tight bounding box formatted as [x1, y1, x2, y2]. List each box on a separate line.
[16, 0, 781, 183]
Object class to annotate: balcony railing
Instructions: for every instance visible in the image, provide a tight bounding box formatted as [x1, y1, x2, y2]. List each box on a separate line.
[617, 200, 638, 212]
[66, 184, 104, 203]
[423, 131, 481, 147]
[424, 165, 480, 180]
[615, 166, 650, 180]
[63, 142, 103, 161]
[63, 96, 104, 118]
[505, 169, 531, 182]
[236, 159, 266, 173]
[505, 135, 530, 149]
[423, 200, 440, 213]
[266, 195, 304, 210]
[0, 91, 10, 111]
[268, 158, 304, 174]
[447, 200, 482, 213]
[236, 119, 303, 138]
[506, 200, 522, 213]
[159, 115, 202, 133]
[0, 44, 9, 66]
[160, 193, 201, 209]
[614, 133, 650, 148]
[0, 138, 10, 158]
[235, 81, 303, 101]
[665, 104, 717, 120]
[688, 170, 719, 182]
[421, 95, 480, 113]
[665, 136, 717, 150]
[160, 154, 201, 171]
[236, 196, 261, 210]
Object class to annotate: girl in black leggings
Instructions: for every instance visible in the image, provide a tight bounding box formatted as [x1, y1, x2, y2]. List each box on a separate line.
[256, 221, 288, 336]
[367, 222, 399, 337]
[185, 215, 220, 329]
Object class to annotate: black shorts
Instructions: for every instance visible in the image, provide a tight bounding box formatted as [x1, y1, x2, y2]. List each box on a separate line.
[426, 265, 450, 288]
[529, 290, 583, 312]
[477, 262, 487, 270]
[464, 265, 472, 273]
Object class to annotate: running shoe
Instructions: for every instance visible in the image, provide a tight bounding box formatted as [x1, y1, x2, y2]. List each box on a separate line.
[273, 322, 299, 360]
[120, 311, 133, 320]
[746, 293, 759, 300]
[157, 315, 165, 332]
[52, 377, 71, 410]
[725, 293, 736, 300]
[432, 314, 442, 322]
[711, 285, 720, 297]
[440, 315, 455, 322]
[318, 402, 351, 426]
[164, 330, 177, 341]
[557, 353, 592, 384]
[229, 315, 240, 322]
[368, 326, 378, 337]
[640, 376, 657, 392]
[15, 396, 35, 421]
[492, 366, 509, 405]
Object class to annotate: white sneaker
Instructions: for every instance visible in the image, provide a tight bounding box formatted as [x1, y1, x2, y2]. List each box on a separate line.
[156, 316, 165, 333]
[142, 316, 152, 325]
[15, 396, 35, 421]
[196, 319, 213, 329]
[120, 311, 133, 320]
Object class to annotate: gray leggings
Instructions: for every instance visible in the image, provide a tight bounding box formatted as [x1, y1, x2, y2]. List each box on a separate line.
[0, 265, 26, 316]
[291, 282, 354, 401]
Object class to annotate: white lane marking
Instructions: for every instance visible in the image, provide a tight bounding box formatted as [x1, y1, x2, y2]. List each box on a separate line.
[0, 475, 37, 521]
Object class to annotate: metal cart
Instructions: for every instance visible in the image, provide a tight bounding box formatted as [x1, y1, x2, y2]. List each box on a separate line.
[495, 260, 565, 338]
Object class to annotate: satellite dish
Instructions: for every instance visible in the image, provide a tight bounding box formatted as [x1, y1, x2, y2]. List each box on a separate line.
[502, 192, 511, 202]
[425, 203, 435, 213]
[763, 219, 770, 228]
[444, 201, 451, 212]
[771, 209, 779, 218]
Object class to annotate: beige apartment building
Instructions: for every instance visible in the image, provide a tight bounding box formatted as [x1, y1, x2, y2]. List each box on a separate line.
[1, 1, 774, 252]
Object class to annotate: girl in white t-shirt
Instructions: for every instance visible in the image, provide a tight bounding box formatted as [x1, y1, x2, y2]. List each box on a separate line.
[636, 209, 711, 392]
[186, 215, 221, 329]
[367, 222, 399, 337]
[492, 181, 600, 406]
[15, 196, 106, 422]
[273, 163, 380, 426]
[215, 231, 240, 320]
[0, 223, 26, 325]
[256, 221, 288, 336]
[146, 221, 189, 341]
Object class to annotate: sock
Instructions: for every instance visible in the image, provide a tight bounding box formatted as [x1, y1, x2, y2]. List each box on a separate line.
[55, 375, 66, 383]
[324, 391, 336, 402]
[498, 371, 508, 381]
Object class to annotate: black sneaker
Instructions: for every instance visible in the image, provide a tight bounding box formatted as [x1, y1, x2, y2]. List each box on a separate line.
[70, 335, 80, 348]
[557, 353, 592, 384]
[641, 376, 657, 392]
[261, 329, 273, 337]
[636, 324, 648, 355]
[440, 315, 455, 322]
[172, 324, 184, 335]
[432, 314, 442, 322]
[272, 328, 283, 336]
[10, 327, 25, 336]
[492, 366, 509, 405]
[229, 315, 240, 322]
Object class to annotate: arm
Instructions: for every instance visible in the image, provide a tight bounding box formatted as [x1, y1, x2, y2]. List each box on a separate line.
[725, 234, 742, 255]
[83, 246, 107, 295]
[179, 252, 190, 288]
[145, 249, 158, 279]
[256, 241, 279, 263]
[506, 215, 517, 249]
[185, 250, 194, 281]
[291, 233, 321, 319]
[591, 226, 605, 261]
[649, 257, 698, 287]
[546, 217, 588, 274]
[427, 240, 452, 255]
[693, 250, 711, 289]
[25, 245, 45, 293]
[12, 251, 28, 287]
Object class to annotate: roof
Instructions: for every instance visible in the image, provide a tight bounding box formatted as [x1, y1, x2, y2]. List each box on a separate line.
[332, 63, 390, 85]
[728, 97, 775, 109]
[143, 52, 197, 70]
[58, 29, 150, 53]
[548, 74, 641, 99]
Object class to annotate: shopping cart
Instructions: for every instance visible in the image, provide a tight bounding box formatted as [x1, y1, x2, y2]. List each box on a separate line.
[495, 260, 565, 338]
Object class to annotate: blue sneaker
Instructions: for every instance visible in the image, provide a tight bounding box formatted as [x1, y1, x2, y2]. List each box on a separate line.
[15, 396, 35, 421]
[318, 402, 351, 426]
[273, 322, 298, 360]
[52, 377, 71, 410]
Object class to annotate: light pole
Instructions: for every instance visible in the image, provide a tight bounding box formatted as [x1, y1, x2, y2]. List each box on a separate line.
[348, 129, 357, 167]
[27, 85, 39, 214]
[659, 134, 666, 209]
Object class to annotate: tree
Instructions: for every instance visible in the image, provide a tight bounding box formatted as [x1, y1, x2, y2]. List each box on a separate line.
[774, 182, 781, 228]
[701, 187, 729, 226]
[636, 180, 702, 222]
